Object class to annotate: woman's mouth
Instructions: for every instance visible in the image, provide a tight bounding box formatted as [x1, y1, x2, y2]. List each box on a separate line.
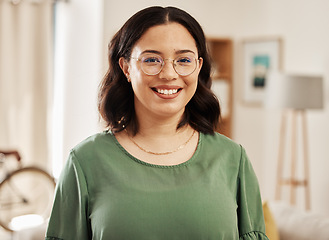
[152, 87, 182, 96]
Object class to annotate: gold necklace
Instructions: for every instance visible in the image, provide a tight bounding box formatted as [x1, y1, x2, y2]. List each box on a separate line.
[125, 129, 196, 155]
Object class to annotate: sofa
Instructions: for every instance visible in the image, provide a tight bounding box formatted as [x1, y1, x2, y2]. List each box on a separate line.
[265, 201, 329, 240]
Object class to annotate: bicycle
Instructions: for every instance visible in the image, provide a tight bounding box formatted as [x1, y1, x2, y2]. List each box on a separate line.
[0, 151, 56, 232]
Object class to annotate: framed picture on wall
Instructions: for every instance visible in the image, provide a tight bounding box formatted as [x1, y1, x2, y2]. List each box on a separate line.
[242, 37, 283, 105]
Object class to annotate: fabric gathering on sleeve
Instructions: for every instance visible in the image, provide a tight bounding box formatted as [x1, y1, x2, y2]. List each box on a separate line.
[236, 146, 269, 240]
[240, 231, 269, 240]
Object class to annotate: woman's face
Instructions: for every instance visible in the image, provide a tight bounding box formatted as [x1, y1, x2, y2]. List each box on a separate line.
[120, 23, 203, 121]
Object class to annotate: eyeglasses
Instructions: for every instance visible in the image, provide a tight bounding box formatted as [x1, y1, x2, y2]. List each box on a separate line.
[130, 53, 200, 76]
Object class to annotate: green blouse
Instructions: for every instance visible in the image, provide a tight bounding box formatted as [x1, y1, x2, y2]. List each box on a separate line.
[45, 131, 268, 240]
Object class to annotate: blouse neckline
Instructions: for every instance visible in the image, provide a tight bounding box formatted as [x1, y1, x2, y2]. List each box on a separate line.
[109, 130, 203, 169]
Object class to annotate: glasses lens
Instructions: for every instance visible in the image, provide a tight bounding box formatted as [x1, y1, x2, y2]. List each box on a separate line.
[139, 54, 198, 76]
[174, 56, 197, 76]
[140, 54, 163, 75]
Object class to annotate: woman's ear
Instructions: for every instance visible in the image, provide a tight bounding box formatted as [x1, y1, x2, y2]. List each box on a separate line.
[198, 57, 203, 72]
[119, 57, 131, 82]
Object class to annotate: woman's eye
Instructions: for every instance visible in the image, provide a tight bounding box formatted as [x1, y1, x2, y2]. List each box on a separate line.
[177, 57, 192, 64]
[143, 57, 161, 63]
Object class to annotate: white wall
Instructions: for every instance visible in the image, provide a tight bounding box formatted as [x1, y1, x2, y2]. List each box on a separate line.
[102, 0, 329, 215]
[52, 0, 104, 178]
[58, 0, 329, 214]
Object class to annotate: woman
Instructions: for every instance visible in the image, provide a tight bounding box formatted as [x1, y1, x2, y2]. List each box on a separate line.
[46, 6, 268, 240]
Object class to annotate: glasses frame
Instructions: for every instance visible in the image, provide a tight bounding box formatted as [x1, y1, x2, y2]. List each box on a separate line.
[130, 53, 201, 76]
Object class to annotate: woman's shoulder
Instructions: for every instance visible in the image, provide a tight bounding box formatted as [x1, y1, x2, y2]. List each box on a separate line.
[200, 132, 244, 166]
[70, 130, 116, 158]
[202, 132, 241, 152]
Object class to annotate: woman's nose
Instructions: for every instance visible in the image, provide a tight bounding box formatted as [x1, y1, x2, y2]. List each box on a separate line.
[158, 60, 178, 80]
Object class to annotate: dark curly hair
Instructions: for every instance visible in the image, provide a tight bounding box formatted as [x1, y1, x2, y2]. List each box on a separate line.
[98, 6, 221, 135]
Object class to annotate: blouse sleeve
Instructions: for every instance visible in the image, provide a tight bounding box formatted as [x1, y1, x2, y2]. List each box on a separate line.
[45, 150, 91, 240]
[237, 146, 269, 240]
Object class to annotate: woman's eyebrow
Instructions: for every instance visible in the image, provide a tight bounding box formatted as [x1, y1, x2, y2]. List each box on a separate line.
[140, 50, 162, 55]
[175, 49, 196, 55]
[139, 49, 196, 56]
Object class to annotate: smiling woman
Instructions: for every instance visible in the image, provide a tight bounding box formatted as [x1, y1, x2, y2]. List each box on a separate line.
[118, 22, 203, 128]
[99, 7, 218, 137]
[45, 6, 269, 240]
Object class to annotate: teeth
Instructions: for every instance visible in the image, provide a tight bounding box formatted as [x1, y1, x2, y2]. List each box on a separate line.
[156, 89, 178, 95]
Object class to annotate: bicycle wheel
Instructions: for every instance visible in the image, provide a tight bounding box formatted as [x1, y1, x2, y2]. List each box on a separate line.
[0, 167, 56, 232]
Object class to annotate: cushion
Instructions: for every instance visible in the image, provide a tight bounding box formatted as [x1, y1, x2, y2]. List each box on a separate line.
[268, 201, 329, 240]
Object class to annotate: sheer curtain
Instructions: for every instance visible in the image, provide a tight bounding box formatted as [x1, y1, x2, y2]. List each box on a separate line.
[0, 0, 53, 169]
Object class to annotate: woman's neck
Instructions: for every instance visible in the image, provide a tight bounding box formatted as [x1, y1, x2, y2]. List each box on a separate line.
[133, 111, 188, 139]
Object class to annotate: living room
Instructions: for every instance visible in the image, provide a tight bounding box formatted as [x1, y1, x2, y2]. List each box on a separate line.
[1, 0, 328, 239]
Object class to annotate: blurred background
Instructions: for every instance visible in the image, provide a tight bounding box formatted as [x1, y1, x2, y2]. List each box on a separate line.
[1, 0, 329, 239]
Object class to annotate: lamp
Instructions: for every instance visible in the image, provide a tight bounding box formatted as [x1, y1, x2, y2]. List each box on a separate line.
[266, 72, 324, 210]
